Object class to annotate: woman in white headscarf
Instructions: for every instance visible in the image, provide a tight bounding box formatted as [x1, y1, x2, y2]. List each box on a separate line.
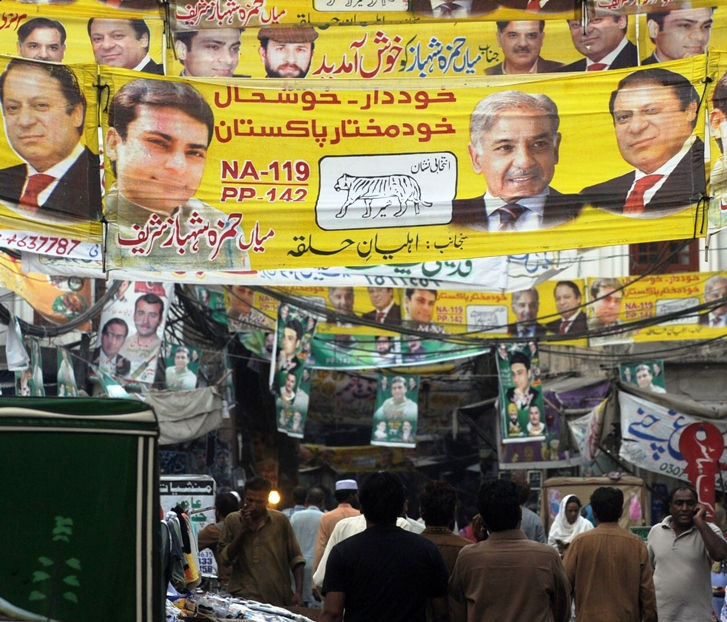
[548, 494, 594, 558]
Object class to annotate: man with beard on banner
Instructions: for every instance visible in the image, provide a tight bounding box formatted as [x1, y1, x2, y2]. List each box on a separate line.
[257, 27, 318, 78]
[0, 59, 101, 224]
[581, 68, 704, 218]
[452, 90, 583, 232]
[105, 78, 248, 270]
[486, 21, 563, 75]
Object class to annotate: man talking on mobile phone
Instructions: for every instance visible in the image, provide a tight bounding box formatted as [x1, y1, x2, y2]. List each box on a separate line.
[647, 484, 727, 622]
[218, 476, 306, 606]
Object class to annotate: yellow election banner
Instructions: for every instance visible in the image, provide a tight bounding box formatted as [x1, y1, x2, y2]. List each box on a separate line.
[100, 56, 708, 272]
[166, 19, 599, 80]
[169, 0, 579, 31]
[0, 1, 164, 67]
[708, 50, 727, 233]
[0, 58, 103, 261]
[267, 282, 590, 343]
[585, 272, 726, 345]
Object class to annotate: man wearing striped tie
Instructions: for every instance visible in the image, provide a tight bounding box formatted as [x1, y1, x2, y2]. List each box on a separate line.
[581, 67, 705, 219]
[452, 90, 583, 233]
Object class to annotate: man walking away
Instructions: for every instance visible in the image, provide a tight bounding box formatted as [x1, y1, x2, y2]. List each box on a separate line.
[563, 486, 656, 622]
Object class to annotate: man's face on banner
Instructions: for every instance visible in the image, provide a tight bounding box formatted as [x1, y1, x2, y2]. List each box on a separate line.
[469, 109, 560, 203]
[567, 15, 626, 62]
[107, 105, 209, 214]
[649, 9, 713, 62]
[285, 372, 296, 393]
[18, 27, 66, 62]
[89, 19, 148, 69]
[134, 300, 163, 337]
[329, 288, 354, 315]
[497, 21, 544, 72]
[281, 327, 299, 356]
[101, 323, 127, 357]
[260, 40, 313, 78]
[513, 290, 538, 325]
[554, 284, 581, 320]
[636, 367, 653, 388]
[2, 65, 82, 173]
[612, 83, 696, 175]
[705, 279, 727, 317]
[368, 287, 394, 311]
[391, 379, 406, 402]
[529, 405, 541, 425]
[178, 29, 242, 78]
[511, 362, 530, 391]
[592, 286, 623, 325]
[405, 290, 437, 323]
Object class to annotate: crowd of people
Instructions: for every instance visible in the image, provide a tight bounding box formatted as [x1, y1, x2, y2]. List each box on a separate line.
[195, 474, 726, 622]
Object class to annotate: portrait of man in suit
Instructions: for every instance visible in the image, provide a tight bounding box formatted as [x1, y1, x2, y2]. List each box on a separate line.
[546, 280, 587, 335]
[558, 11, 637, 72]
[642, 8, 714, 65]
[588, 277, 624, 330]
[404, 288, 443, 334]
[581, 68, 704, 218]
[17, 18, 66, 62]
[452, 90, 583, 232]
[409, 0, 498, 19]
[709, 70, 727, 229]
[362, 287, 401, 325]
[105, 79, 247, 270]
[0, 59, 102, 224]
[698, 275, 727, 328]
[508, 288, 547, 338]
[174, 28, 246, 78]
[486, 21, 563, 75]
[505, 351, 540, 410]
[88, 19, 163, 74]
[92, 317, 131, 378]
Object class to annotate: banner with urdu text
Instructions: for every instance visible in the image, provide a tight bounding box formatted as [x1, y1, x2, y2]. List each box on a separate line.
[100, 57, 707, 272]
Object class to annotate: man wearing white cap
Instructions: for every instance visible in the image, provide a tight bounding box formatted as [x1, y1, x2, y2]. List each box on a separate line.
[313, 479, 360, 573]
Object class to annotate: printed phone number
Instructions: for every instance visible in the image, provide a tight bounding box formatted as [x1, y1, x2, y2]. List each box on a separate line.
[659, 462, 684, 477]
[0, 233, 100, 258]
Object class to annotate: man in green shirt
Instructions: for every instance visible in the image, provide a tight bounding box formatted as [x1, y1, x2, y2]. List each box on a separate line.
[219, 476, 305, 606]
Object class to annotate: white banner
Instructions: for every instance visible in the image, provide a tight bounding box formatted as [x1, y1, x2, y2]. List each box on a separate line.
[568, 399, 607, 464]
[619, 392, 727, 481]
[22, 251, 577, 291]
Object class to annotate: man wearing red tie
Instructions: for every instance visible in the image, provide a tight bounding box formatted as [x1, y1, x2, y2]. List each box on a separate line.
[558, 11, 637, 72]
[362, 287, 401, 326]
[545, 281, 587, 335]
[0, 59, 101, 224]
[581, 68, 704, 218]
